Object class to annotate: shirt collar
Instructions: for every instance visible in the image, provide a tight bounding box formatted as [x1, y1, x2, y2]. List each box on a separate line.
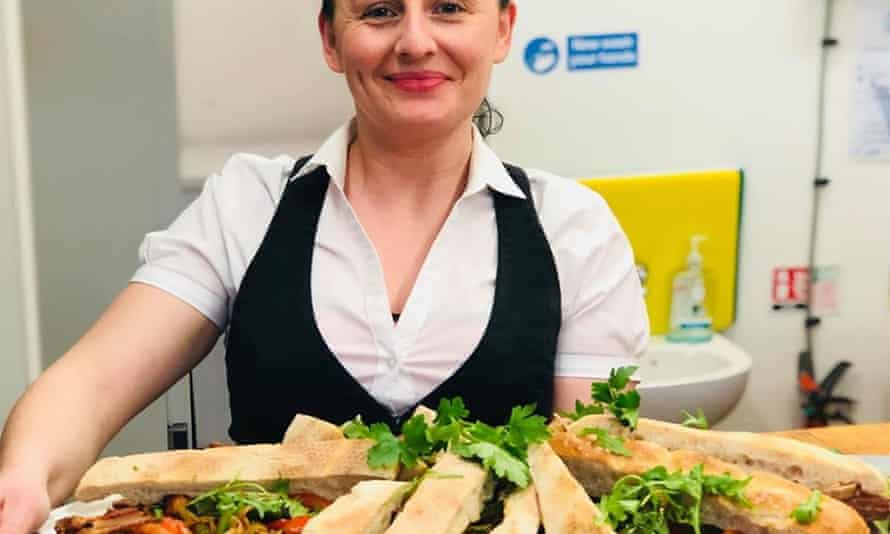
[291, 119, 526, 200]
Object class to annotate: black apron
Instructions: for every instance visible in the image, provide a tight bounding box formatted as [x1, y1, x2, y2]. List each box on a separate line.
[225, 157, 561, 444]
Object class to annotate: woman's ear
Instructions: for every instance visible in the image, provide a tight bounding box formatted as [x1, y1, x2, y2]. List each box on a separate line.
[493, 2, 517, 64]
[318, 11, 344, 73]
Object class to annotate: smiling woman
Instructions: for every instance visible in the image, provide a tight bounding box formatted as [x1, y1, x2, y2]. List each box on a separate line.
[317, 0, 515, 139]
[320, 0, 510, 136]
[0, 0, 649, 530]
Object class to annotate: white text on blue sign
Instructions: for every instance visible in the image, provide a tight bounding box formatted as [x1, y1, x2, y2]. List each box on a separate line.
[567, 33, 638, 71]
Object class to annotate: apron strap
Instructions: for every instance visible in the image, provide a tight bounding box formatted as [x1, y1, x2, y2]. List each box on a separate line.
[288, 155, 315, 180]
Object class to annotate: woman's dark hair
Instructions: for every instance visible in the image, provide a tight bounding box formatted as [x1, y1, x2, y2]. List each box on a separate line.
[320, 0, 509, 137]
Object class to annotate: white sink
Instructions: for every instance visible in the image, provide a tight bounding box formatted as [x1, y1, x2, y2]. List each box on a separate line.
[635, 334, 752, 426]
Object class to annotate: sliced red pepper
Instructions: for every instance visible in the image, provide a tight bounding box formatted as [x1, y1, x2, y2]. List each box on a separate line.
[291, 492, 332, 511]
[267, 516, 310, 534]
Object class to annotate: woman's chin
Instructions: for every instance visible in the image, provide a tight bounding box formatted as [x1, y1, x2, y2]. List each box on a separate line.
[382, 113, 466, 136]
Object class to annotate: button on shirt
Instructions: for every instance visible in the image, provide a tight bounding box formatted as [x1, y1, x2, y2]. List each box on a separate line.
[132, 121, 650, 414]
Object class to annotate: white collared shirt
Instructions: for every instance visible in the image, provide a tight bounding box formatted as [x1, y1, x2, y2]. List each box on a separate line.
[133, 122, 650, 415]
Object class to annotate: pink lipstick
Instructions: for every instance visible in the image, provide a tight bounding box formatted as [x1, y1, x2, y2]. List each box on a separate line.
[387, 71, 447, 92]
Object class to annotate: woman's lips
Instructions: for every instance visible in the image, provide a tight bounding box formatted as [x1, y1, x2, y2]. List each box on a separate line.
[386, 71, 448, 92]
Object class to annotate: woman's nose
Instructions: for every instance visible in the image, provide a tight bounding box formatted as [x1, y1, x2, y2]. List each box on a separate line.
[393, 12, 437, 60]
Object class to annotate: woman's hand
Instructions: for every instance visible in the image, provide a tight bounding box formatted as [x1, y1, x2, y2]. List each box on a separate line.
[0, 467, 51, 534]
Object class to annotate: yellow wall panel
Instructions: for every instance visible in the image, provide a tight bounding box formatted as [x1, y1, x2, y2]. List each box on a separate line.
[579, 169, 743, 335]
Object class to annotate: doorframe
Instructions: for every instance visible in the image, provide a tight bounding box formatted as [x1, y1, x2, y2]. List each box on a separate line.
[3, 0, 42, 382]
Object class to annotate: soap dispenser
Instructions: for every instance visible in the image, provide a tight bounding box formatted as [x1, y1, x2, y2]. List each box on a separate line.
[666, 235, 714, 343]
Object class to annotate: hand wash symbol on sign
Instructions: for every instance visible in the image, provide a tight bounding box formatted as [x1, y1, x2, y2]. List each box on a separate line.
[524, 37, 560, 75]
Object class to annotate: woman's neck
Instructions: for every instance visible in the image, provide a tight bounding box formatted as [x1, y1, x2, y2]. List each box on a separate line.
[345, 117, 474, 212]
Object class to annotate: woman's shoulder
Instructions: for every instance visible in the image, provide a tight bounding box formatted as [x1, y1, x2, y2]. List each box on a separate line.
[204, 152, 297, 207]
[522, 167, 616, 231]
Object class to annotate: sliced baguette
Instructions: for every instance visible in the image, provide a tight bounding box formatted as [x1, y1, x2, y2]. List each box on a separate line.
[568, 414, 887, 497]
[282, 414, 345, 443]
[528, 442, 616, 534]
[75, 440, 397, 503]
[490, 483, 541, 534]
[303, 480, 408, 534]
[384, 453, 488, 534]
[550, 422, 869, 534]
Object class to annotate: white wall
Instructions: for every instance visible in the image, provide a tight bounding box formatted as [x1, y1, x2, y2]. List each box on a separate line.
[811, 0, 890, 425]
[173, 0, 352, 185]
[490, 0, 889, 430]
[490, 2, 823, 431]
[0, 0, 30, 427]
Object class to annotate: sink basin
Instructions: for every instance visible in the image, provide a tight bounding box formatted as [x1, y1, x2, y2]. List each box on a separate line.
[635, 334, 752, 426]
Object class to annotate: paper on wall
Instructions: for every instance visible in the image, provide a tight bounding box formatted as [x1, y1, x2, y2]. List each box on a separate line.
[852, 0, 890, 159]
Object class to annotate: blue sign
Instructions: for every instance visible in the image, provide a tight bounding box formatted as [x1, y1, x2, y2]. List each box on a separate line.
[524, 37, 560, 75]
[567, 32, 638, 71]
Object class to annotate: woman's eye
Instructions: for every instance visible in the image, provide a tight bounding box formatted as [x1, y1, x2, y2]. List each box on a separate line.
[433, 2, 466, 15]
[362, 5, 398, 19]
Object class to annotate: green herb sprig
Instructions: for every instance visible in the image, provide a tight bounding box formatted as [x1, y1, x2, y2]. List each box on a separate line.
[342, 398, 550, 488]
[578, 427, 631, 457]
[561, 366, 640, 430]
[874, 519, 890, 534]
[681, 409, 709, 430]
[598, 464, 752, 534]
[790, 490, 822, 524]
[187, 480, 308, 533]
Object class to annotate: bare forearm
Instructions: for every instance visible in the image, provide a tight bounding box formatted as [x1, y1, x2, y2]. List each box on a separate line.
[0, 284, 219, 505]
[0, 361, 120, 505]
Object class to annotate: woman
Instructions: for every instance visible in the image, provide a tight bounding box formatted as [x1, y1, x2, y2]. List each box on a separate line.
[0, 0, 648, 531]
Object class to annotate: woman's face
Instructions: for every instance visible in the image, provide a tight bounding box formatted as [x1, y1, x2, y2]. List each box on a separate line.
[320, 1, 516, 136]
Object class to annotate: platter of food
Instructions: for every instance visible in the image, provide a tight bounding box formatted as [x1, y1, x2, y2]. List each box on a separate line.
[39, 368, 889, 534]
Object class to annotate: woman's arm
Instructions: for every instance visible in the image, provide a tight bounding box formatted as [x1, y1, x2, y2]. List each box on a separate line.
[0, 282, 220, 506]
[553, 377, 639, 414]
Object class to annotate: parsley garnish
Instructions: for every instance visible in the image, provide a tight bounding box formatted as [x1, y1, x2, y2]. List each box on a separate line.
[598, 464, 751, 534]
[559, 399, 605, 420]
[343, 399, 550, 488]
[187, 479, 309, 533]
[790, 490, 822, 524]
[563, 366, 640, 430]
[578, 427, 632, 457]
[681, 409, 709, 429]
[874, 519, 890, 534]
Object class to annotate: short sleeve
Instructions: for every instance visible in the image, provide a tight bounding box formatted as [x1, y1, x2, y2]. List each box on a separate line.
[531, 172, 651, 379]
[131, 153, 290, 330]
[131, 174, 232, 329]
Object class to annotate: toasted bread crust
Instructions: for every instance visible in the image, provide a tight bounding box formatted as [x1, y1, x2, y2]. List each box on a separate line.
[282, 415, 345, 443]
[528, 443, 616, 534]
[303, 480, 408, 534]
[74, 440, 397, 503]
[383, 453, 488, 534]
[549, 425, 870, 534]
[490, 483, 541, 534]
[568, 415, 887, 497]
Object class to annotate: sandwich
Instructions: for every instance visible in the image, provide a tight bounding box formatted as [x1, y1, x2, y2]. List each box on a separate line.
[489, 483, 540, 534]
[340, 400, 551, 534]
[74, 439, 397, 503]
[57, 378, 886, 534]
[566, 414, 890, 523]
[550, 416, 871, 534]
[528, 442, 614, 534]
[383, 452, 489, 534]
[549, 365, 884, 534]
[282, 415, 344, 444]
[56, 439, 397, 534]
[301, 480, 409, 534]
